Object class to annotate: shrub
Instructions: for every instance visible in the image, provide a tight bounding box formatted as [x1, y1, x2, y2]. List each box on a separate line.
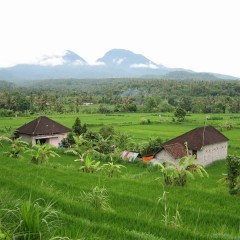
[140, 137, 162, 156]
[174, 107, 186, 122]
[223, 155, 240, 195]
[140, 118, 151, 125]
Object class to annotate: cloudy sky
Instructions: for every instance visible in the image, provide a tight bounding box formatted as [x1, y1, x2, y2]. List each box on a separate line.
[0, 0, 239, 76]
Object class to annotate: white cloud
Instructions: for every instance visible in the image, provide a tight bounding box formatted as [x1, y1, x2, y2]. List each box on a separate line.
[113, 58, 125, 64]
[36, 54, 65, 66]
[90, 61, 106, 66]
[130, 62, 159, 69]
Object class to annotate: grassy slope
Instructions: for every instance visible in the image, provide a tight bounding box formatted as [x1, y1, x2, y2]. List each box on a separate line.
[0, 151, 240, 240]
[1, 113, 240, 239]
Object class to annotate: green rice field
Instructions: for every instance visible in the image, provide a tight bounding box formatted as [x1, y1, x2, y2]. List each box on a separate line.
[0, 113, 240, 239]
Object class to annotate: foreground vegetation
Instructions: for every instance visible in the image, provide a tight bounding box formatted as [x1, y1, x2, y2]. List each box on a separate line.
[0, 147, 240, 239]
[0, 112, 240, 239]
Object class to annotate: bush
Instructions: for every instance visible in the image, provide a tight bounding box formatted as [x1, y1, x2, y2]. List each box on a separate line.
[140, 118, 151, 125]
[226, 155, 240, 195]
[140, 137, 162, 156]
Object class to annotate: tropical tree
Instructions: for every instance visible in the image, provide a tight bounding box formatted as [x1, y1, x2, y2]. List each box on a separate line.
[72, 117, 87, 136]
[27, 142, 60, 164]
[174, 107, 186, 122]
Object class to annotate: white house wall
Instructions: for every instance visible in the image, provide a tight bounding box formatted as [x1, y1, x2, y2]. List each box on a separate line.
[195, 142, 228, 165]
[154, 141, 228, 166]
[19, 133, 67, 147]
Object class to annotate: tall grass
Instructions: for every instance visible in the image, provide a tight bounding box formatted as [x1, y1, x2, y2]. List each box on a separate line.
[1, 197, 60, 239]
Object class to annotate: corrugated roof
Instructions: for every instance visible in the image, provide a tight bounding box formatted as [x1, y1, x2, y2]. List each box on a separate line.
[17, 116, 71, 136]
[121, 151, 140, 161]
[164, 126, 228, 151]
[164, 143, 187, 159]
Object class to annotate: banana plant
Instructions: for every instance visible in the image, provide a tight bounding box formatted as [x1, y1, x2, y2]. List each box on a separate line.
[102, 161, 126, 177]
[27, 142, 60, 164]
[0, 136, 29, 158]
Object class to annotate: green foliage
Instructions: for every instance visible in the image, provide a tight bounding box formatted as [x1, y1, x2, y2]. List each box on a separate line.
[140, 137, 162, 156]
[1, 143, 240, 239]
[1, 198, 60, 239]
[80, 154, 101, 173]
[225, 155, 240, 195]
[95, 134, 113, 154]
[174, 107, 186, 122]
[157, 191, 182, 229]
[27, 143, 60, 164]
[113, 132, 131, 150]
[140, 118, 151, 125]
[158, 143, 208, 186]
[99, 125, 115, 139]
[72, 117, 87, 136]
[81, 186, 110, 211]
[102, 161, 126, 177]
[61, 132, 75, 148]
[0, 136, 29, 158]
[219, 121, 234, 131]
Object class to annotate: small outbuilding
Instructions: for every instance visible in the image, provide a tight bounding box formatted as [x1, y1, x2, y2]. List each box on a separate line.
[16, 116, 71, 147]
[154, 126, 228, 166]
[121, 151, 141, 162]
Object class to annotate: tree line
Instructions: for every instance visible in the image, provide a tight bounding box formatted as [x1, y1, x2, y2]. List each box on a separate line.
[1, 78, 240, 116]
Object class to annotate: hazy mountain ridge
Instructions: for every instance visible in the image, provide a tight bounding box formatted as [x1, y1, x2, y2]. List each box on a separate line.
[0, 49, 238, 81]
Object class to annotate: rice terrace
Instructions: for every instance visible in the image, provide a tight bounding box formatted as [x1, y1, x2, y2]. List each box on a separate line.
[1, 111, 240, 239]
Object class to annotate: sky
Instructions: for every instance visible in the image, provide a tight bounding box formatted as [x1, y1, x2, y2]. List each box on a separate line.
[0, 0, 239, 77]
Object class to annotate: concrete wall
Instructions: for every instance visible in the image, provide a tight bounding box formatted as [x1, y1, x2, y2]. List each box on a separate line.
[195, 142, 228, 165]
[155, 150, 176, 164]
[19, 133, 67, 147]
[154, 141, 228, 166]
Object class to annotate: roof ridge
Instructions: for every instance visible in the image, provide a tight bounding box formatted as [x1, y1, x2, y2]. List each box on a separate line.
[33, 116, 42, 135]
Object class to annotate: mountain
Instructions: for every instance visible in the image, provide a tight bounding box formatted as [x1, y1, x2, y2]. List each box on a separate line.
[97, 49, 158, 68]
[0, 49, 238, 81]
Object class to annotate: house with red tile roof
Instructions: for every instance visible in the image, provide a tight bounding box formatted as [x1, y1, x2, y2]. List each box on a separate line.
[154, 126, 228, 166]
[16, 116, 71, 147]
